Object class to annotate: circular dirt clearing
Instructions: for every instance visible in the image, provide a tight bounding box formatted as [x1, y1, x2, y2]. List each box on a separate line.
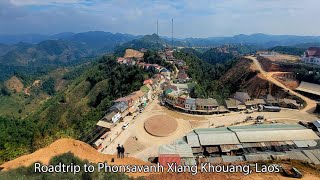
[144, 115, 178, 137]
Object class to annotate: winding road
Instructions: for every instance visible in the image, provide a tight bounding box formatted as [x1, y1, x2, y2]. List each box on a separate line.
[245, 56, 317, 113]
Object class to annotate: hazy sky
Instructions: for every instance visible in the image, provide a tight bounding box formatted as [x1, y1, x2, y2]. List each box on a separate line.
[1, 0, 319, 38]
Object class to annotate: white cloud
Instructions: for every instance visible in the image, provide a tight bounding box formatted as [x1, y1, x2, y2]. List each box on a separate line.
[1, 0, 320, 37]
[9, 0, 84, 6]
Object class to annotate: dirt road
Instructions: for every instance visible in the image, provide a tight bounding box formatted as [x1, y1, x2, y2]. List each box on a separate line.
[245, 56, 317, 113]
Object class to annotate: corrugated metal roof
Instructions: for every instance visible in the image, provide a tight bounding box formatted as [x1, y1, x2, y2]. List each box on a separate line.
[228, 124, 306, 131]
[96, 120, 113, 128]
[206, 157, 223, 164]
[186, 132, 200, 147]
[234, 129, 319, 143]
[245, 153, 272, 162]
[313, 120, 320, 128]
[196, 128, 240, 145]
[235, 92, 250, 101]
[302, 150, 320, 164]
[293, 140, 317, 148]
[310, 149, 320, 161]
[296, 81, 320, 96]
[181, 157, 197, 166]
[196, 98, 219, 106]
[159, 144, 194, 157]
[221, 155, 244, 163]
[225, 98, 241, 109]
[285, 151, 312, 163]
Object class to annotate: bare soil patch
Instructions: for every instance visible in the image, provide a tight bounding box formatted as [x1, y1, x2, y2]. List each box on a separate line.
[124, 49, 144, 58]
[123, 136, 147, 155]
[0, 138, 149, 177]
[4, 76, 24, 93]
[144, 115, 178, 137]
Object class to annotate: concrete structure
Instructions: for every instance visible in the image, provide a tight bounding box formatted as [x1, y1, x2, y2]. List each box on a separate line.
[301, 47, 320, 65]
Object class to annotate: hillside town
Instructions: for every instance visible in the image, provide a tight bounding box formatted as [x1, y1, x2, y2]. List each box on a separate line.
[82, 47, 320, 172]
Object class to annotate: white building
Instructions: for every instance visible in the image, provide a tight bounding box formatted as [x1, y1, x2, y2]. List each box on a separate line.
[301, 47, 320, 65]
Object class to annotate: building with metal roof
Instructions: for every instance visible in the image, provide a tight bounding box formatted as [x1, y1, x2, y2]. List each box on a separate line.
[225, 98, 245, 111]
[159, 140, 194, 158]
[186, 132, 200, 147]
[296, 81, 320, 96]
[302, 150, 320, 164]
[195, 98, 219, 111]
[244, 153, 272, 162]
[228, 124, 320, 143]
[185, 124, 320, 148]
[194, 128, 240, 145]
[234, 92, 251, 103]
[221, 155, 244, 163]
[313, 120, 320, 132]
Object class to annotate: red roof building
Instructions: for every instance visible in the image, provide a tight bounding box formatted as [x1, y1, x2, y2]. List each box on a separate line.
[143, 79, 153, 85]
[302, 47, 320, 65]
[158, 154, 181, 168]
[305, 47, 320, 58]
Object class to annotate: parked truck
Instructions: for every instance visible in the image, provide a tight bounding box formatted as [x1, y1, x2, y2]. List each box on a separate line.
[263, 105, 281, 112]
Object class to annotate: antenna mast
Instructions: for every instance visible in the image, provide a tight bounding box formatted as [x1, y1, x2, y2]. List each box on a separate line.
[157, 19, 159, 48]
[171, 18, 173, 48]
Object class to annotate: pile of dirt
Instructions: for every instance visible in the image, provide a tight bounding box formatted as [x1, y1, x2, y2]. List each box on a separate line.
[124, 49, 144, 58]
[4, 76, 24, 93]
[0, 138, 149, 177]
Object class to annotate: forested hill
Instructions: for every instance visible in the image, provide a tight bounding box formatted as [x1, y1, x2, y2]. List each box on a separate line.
[174, 51, 238, 101]
[114, 34, 166, 56]
[268, 46, 306, 56]
[0, 40, 96, 66]
[181, 47, 239, 65]
[0, 55, 152, 163]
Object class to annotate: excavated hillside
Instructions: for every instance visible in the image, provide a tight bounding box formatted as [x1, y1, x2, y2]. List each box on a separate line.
[124, 49, 144, 58]
[220, 58, 287, 98]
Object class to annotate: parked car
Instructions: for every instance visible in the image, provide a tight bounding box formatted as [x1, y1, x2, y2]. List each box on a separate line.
[122, 122, 129, 130]
[139, 108, 144, 113]
[281, 165, 303, 178]
[245, 116, 254, 121]
[256, 115, 264, 120]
